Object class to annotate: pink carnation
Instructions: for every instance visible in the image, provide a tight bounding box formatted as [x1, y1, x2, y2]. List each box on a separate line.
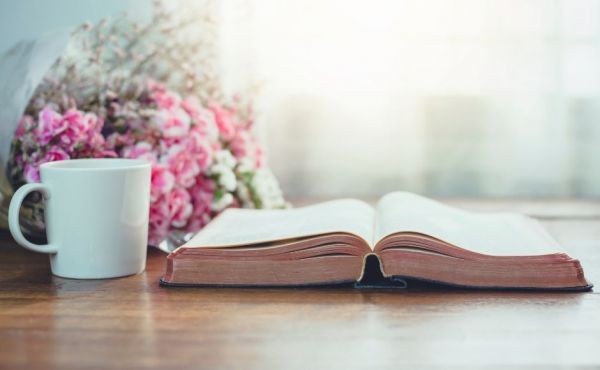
[47, 109, 101, 150]
[22, 146, 69, 183]
[93, 149, 119, 158]
[36, 107, 67, 145]
[105, 132, 136, 150]
[163, 144, 202, 188]
[167, 187, 193, 228]
[151, 164, 175, 202]
[82, 112, 102, 132]
[60, 109, 86, 147]
[43, 146, 70, 163]
[23, 163, 40, 183]
[181, 96, 202, 118]
[15, 115, 34, 139]
[209, 104, 237, 141]
[150, 81, 182, 109]
[122, 142, 158, 164]
[186, 177, 215, 232]
[187, 129, 213, 171]
[192, 112, 220, 146]
[88, 132, 106, 150]
[230, 130, 265, 168]
[148, 195, 171, 246]
[153, 108, 191, 139]
[182, 97, 219, 140]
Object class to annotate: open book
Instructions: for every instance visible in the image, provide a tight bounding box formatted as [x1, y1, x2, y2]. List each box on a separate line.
[160, 192, 591, 291]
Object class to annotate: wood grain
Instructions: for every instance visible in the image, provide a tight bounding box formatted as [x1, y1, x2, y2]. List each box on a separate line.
[0, 200, 599, 370]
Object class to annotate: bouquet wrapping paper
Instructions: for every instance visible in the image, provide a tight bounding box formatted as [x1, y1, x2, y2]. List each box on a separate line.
[0, 30, 70, 233]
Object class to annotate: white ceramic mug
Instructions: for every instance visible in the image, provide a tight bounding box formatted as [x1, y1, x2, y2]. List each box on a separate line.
[8, 158, 151, 279]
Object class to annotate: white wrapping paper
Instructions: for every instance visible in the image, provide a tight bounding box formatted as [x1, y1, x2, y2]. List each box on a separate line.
[0, 29, 70, 228]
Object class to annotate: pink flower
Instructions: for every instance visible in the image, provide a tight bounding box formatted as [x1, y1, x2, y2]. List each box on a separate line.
[150, 82, 182, 109]
[187, 130, 213, 171]
[148, 186, 194, 244]
[80, 111, 101, 132]
[59, 109, 93, 148]
[230, 130, 265, 168]
[167, 187, 193, 228]
[23, 163, 40, 183]
[122, 142, 158, 164]
[84, 113, 104, 136]
[147, 80, 167, 93]
[43, 146, 70, 163]
[15, 115, 34, 139]
[255, 146, 265, 168]
[94, 150, 118, 158]
[189, 108, 219, 145]
[21, 146, 68, 183]
[150, 164, 175, 202]
[62, 108, 87, 130]
[10, 80, 283, 247]
[209, 104, 237, 141]
[181, 96, 202, 118]
[186, 177, 215, 232]
[230, 130, 252, 158]
[163, 144, 202, 188]
[153, 108, 191, 139]
[88, 132, 105, 149]
[36, 107, 67, 145]
[148, 195, 171, 246]
[105, 132, 136, 150]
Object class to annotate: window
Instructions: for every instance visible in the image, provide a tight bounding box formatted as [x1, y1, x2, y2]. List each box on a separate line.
[216, 0, 600, 197]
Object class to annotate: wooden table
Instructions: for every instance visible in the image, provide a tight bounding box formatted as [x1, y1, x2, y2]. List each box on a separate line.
[1, 199, 599, 369]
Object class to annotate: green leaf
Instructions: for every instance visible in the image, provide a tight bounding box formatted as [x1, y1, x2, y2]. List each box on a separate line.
[214, 187, 224, 201]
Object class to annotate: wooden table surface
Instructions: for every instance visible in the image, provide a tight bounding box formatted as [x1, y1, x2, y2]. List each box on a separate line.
[1, 199, 599, 370]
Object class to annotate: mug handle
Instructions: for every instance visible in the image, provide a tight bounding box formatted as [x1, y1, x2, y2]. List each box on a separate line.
[8, 183, 58, 254]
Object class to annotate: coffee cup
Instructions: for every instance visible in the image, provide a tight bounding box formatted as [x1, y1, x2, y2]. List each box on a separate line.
[8, 158, 151, 279]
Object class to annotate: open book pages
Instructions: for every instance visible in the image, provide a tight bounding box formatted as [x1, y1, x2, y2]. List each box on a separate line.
[165, 192, 590, 290]
[375, 192, 561, 256]
[185, 198, 374, 248]
[183, 192, 561, 256]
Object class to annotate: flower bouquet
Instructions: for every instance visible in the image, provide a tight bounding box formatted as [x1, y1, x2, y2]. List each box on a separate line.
[0, 3, 286, 251]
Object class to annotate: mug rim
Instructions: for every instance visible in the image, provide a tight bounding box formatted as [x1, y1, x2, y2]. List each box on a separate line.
[40, 158, 151, 171]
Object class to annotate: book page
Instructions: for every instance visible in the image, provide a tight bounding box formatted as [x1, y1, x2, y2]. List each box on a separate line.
[184, 199, 375, 248]
[375, 192, 562, 256]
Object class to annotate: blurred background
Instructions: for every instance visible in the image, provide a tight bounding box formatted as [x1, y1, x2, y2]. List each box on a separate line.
[2, 0, 599, 199]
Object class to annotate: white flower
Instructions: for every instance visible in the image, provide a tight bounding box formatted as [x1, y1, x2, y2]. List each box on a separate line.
[212, 192, 234, 211]
[210, 163, 237, 192]
[213, 150, 236, 168]
[236, 181, 254, 208]
[237, 157, 255, 173]
[220, 168, 237, 192]
[251, 168, 287, 209]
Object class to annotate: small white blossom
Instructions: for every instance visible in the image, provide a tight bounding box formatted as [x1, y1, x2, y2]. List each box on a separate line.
[211, 192, 234, 211]
[214, 150, 236, 168]
[236, 181, 253, 208]
[251, 168, 287, 209]
[220, 168, 237, 192]
[210, 163, 237, 192]
[237, 157, 255, 173]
